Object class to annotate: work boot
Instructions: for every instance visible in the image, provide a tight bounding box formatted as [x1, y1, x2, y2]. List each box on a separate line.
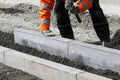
[89, 40, 113, 48]
[102, 41, 113, 48]
[90, 41, 102, 45]
[58, 24, 74, 39]
[41, 30, 55, 37]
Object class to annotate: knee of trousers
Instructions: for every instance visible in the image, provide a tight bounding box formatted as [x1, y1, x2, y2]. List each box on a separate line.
[58, 24, 74, 39]
[54, 1, 66, 14]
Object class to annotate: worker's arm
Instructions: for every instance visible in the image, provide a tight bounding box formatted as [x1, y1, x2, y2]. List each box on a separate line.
[65, 0, 93, 14]
[65, 0, 81, 22]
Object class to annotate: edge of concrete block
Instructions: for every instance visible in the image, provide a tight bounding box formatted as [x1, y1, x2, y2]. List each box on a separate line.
[14, 28, 72, 42]
[14, 29, 72, 58]
[68, 41, 120, 73]
[69, 40, 120, 54]
[0, 46, 111, 80]
[0, 46, 11, 63]
[77, 72, 112, 80]
[4, 49, 82, 80]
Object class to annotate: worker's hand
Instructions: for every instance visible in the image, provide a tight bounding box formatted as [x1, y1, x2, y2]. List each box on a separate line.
[65, 0, 74, 10]
[69, 6, 80, 14]
[41, 30, 55, 37]
[65, 0, 80, 14]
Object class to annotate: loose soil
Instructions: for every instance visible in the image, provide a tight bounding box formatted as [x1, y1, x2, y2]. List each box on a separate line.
[0, 3, 120, 80]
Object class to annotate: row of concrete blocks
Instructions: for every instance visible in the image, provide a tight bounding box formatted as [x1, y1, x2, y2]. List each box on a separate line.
[0, 46, 111, 80]
[14, 29, 120, 74]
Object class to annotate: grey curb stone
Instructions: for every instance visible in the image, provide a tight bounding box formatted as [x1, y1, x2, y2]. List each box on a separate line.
[3, 49, 111, 80]
[0, 46, 11, 63]
[4, 50, 83, 80]
[14, 29, 120, 74]
[14, 29, 72, 58]
[69, 41, 120, 74]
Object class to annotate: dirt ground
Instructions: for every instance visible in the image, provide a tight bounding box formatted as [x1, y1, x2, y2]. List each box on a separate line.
[0, 3, 120, 42]
[0, 63, 42, 80]
[0, 3, 120, 80]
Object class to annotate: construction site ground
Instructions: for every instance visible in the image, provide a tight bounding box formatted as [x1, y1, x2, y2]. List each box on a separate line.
[0, 63, 42, 80]
[0, 3, 120, 80]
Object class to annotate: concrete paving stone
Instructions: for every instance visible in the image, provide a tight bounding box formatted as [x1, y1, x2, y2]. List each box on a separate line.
[0, 46, 10, 63]
[77, 72, 112, 80]
[69, 41, 120, 74]
[14, 29, 72, 58]
[4, 50, 84, 80]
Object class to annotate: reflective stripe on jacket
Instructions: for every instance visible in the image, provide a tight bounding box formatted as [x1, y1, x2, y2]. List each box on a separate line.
[76, 0, 93, 12]
[40, 0, 54, 30]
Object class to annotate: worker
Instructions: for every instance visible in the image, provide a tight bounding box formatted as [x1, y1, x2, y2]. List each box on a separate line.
[39, 0, 111, 46]
[39, 0, 53, 37]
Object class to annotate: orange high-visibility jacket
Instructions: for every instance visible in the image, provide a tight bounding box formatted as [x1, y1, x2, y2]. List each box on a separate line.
[76, 0, 93, 12]
[40, 0, 93, 31]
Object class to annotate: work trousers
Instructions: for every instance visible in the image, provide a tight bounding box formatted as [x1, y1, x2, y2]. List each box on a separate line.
[54, 0, 110, 41]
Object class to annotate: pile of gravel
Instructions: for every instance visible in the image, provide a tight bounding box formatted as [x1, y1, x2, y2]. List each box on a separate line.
[0, 31, 120, 80]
